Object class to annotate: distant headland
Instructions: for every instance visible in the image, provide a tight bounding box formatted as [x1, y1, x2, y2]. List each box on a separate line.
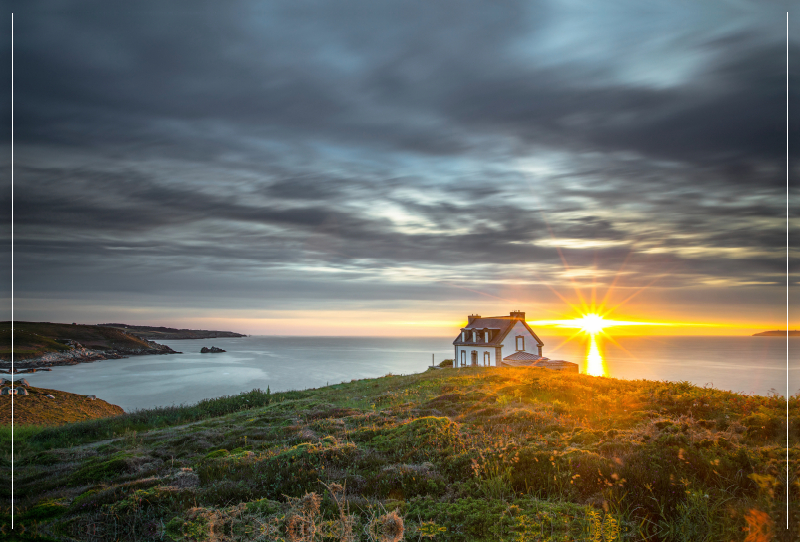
[752, 330, 800, 337]
[98, 323, 246, 340]
[0, 321, 244, 372]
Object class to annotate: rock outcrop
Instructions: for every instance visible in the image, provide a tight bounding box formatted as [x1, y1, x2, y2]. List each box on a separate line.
[2, 341, 181, 370]
[200, 346, 226, 353]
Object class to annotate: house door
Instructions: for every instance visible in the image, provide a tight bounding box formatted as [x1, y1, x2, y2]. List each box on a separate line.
[471, 351, 478, 366]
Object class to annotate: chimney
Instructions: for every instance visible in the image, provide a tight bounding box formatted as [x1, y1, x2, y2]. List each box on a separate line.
[510, 310, 525, 320]
[467, 314, 481, 324]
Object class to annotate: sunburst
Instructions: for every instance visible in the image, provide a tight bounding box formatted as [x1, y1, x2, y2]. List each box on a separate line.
[528, 311, 697, 377]
[529, 313, 686, 335]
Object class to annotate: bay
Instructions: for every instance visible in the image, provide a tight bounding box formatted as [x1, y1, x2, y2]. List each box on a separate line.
[19, 335, 797, 411]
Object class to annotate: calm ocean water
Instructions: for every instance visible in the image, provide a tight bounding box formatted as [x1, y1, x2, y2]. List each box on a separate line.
[20, 335, 797, 411]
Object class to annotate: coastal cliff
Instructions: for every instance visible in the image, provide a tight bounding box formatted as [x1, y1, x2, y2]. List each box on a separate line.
[0, 321, 179, 372]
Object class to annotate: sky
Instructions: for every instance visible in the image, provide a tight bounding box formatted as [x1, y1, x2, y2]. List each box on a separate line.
[0, 1, 798, 336]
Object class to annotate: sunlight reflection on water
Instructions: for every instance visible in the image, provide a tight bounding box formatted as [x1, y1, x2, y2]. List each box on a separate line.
[585, 334, 606, 377]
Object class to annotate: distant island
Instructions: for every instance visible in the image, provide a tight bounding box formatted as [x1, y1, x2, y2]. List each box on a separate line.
[752, 330, 800, 336]
[98, 323, 246, 340]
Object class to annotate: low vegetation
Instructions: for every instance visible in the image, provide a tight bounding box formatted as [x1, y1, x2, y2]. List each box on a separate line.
[0, 387, 124, 426]
[1, 368, 796, 541]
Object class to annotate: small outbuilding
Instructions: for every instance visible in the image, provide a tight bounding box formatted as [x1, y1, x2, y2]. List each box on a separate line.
[0, 387, 14, 395]
[15, 387, 28, 396]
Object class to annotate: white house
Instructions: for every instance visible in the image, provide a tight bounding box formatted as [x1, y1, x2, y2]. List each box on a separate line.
[451, 310, 578, 372]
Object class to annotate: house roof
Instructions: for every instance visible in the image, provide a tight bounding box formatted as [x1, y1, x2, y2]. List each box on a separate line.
[462, 317, 516, 331]
[452, 314, 545, 347]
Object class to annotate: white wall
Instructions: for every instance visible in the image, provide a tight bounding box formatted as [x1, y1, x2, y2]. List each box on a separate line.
[455, 321, 543, 367]
[455, 345, 498, 367]
[498, 321, 542, 360]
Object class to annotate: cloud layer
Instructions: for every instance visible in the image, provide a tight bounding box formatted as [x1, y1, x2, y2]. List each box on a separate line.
[2, 1, 798, 328]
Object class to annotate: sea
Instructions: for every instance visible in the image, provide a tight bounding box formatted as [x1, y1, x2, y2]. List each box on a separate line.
[17, 335, 798, 411]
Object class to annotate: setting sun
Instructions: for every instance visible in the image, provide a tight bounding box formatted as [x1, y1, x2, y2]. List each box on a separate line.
[527, 311, 710, 377]
[577, 314, 606, 334]
[528, 314, 710, 335]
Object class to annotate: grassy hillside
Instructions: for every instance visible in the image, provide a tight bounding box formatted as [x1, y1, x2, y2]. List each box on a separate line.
[0, 386, 124, 426]
[2, 368, 796, 541]
[0, 322, 168, 361]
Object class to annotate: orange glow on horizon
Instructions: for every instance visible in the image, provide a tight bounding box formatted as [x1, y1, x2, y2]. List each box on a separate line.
[528, 314, 715, 335]
[530, 308, 717, 376]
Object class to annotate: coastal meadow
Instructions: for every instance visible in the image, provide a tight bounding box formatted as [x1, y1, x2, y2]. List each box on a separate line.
[2, 367, 796, 541]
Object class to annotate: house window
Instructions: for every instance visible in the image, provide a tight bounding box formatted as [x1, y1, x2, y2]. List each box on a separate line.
[483, 352, 490, 366]
[516, 336, 524, 351]
[460, 350, 466, 367]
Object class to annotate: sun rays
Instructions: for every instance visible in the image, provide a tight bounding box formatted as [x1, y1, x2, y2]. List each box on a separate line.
[516, 236, 718, 375]
[528, 313, 690, 334]
[528, 311, 695, 376]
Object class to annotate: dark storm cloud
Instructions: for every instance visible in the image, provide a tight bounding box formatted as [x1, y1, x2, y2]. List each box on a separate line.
[7, 2, 795, 161]
[3, 0, 796, 312]
[440, 44, 798, 167]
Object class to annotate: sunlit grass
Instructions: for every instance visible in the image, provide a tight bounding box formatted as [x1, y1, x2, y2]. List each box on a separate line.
[6, 368, 796, 541]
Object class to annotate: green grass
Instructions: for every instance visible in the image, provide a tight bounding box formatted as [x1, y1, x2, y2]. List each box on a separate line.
[2, 368, 796, 541]
[17, 387, 281, 453]
[0, 425, 45, 465]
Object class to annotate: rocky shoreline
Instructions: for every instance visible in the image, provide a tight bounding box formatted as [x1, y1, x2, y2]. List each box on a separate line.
[0, 339, 181, 373]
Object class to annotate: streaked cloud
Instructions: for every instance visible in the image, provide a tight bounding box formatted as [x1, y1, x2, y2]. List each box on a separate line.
[0, 1, 796, 330]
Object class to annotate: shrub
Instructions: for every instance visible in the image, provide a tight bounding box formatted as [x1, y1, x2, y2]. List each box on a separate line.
[741, 412, 782, 440]
[196, 440, 359, 501]
[369, 463, 447, 499]
[370, 417, 463, 461]
[20, 500, 67, 522]
[70, 452, 145, 484]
